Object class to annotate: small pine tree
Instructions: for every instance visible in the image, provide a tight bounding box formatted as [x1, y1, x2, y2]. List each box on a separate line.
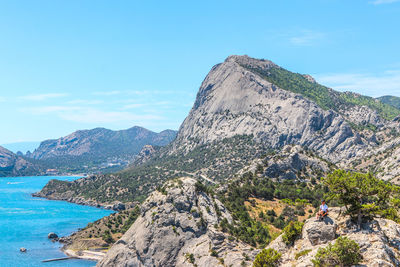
[253, 248, 281, 267]
[282, 221, 304, 246]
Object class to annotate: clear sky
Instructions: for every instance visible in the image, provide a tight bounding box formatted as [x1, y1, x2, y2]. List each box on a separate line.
[1, 0, 400, 144]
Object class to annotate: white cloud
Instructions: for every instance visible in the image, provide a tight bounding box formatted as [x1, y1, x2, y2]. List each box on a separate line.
[67, 99, 104, 105]
[315, 70, 400, 97]
[122, 103, 145, 109]
[370, 0, 400, 5]
[92, 90, 121, 96]
[22, 105, 82, 114]
[289, 30, 325, 46]
[59, 108, 163, 124]
[19, 93, 68, 101]
[0, 96, 5, 102]
[21, 105, 164, 124]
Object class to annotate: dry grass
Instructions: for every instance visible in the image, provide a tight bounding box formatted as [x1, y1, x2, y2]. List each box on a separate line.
[244, 197, 316, 240]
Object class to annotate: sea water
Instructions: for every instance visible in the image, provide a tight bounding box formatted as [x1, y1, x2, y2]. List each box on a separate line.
[0, 176, 114, 267]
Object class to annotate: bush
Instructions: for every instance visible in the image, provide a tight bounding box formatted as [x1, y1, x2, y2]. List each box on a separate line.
[323, 170, 400, 226]
[312, 237, 362, 267]
[102, 230, 114, 244]
[252, 248, 281, 267]
[282, 221, 304, 246]
[295, 249, 312, 260]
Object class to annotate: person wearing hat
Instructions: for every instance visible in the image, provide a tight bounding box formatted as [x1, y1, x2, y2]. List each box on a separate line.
[316, 200, 328, 220]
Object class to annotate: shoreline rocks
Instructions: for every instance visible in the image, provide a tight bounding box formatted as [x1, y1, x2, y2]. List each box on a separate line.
[48, 232, 58, 239]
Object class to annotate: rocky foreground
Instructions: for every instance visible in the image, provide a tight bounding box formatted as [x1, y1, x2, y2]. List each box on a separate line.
[97, 177, 258, 267]
[93, 177, 400, 267]
[268, 208, 400, 266]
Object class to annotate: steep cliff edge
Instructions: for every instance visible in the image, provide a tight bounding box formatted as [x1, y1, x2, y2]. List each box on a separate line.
[97, 177, 257, 267]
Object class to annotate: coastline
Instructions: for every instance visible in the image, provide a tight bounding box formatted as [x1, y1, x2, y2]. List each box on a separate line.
[63, 248, 106, 262]
[31, 191, 134, 211]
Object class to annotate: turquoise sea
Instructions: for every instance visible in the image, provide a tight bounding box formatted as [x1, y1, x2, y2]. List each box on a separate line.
[0, 176, 114, 267]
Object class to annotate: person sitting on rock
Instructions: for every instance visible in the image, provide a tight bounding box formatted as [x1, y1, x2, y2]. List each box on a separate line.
[316, 200, 328, 220]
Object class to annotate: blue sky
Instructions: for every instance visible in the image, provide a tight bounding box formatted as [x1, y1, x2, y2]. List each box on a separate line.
[1, 0, 400, 144]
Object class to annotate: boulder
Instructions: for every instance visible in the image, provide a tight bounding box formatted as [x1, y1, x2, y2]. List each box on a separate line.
[112, 202, 125, 211]
[48, 232, 58, 239]
[303, 216, 337, 245]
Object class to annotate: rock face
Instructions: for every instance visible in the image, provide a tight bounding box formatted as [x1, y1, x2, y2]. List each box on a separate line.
[268, 208, 400, 267]
[0, 146, 41, 177]
[97, 177, 257, 267]
[174, 55, 366, 163]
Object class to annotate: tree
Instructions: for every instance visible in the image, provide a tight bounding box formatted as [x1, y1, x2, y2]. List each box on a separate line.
[253, 248, 281, 267]
[312, 237, 362, 267]
[282, 221, 304, 246]
[323, 170, 400, 227]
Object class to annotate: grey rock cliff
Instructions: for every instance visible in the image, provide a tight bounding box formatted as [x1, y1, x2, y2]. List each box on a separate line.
[97, 177, 257, 267]
[174, 55, 366, 163]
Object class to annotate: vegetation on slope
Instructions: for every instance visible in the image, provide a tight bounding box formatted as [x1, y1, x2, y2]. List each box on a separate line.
[239, 63, 400, 121]
[217, 171, 328, 247]
[64, 207, 140, 251]
[40, 135, 269, 203]
[378, 95, 400, 109]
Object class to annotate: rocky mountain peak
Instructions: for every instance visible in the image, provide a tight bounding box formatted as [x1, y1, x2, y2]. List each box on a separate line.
[175, 55, 366, 163]
[225, 54, 278, 69]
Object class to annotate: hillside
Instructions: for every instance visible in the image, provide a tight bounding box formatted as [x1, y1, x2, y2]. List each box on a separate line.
[36, 55, 400, 214]
[0, 146, 43, 177]
[28, 126, 176, 173]
[378, 95, 400, 109]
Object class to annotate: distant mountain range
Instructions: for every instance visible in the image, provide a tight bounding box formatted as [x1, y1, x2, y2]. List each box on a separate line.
[0, 126, 177, 177]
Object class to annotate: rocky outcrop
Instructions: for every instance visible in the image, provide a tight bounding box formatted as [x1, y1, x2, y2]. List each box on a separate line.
[97, 177, 257, 267]
[48, 232, 58, 239]
[174, 55, 367, 163]
[268, 208, 400, 266]
[134, 144, 158, 164]
[340, 103, 385, 128]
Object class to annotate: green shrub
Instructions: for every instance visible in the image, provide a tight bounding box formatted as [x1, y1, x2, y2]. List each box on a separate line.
[252, 248, 281, 267]
[185, 253, 195, 264]
[282, 221, 304, 246]
[102, 230, 114, 244]
[295, 249, 312, 260]
[312, 237, 362, 267]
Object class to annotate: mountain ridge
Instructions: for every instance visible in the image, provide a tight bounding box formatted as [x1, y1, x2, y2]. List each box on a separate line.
[28, 126, 177, 173]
